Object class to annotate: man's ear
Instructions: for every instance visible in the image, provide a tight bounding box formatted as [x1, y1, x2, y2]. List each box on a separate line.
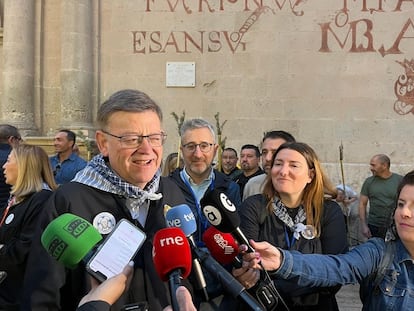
[95, 131, 109, 156]
[213, 144, 219, 157]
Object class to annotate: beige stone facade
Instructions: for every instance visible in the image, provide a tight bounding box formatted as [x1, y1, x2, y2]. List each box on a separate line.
[0, 0, 413, 190]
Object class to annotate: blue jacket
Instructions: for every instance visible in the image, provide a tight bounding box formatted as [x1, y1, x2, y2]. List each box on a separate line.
[275, 238, 413, 311]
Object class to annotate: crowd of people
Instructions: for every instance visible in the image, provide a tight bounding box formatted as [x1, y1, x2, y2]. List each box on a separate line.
[0, 88, 411, 311]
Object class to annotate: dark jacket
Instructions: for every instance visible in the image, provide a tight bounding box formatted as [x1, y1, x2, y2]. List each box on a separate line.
[23, 178, 186, 311]
[168, 169, 241, 245]
[240, 194, 348, 311]
[168, 169, 242, 309]
[0, 189, 53, 310]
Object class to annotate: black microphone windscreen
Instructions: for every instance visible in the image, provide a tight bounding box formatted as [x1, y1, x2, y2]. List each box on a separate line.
[200, 189, 240, 232]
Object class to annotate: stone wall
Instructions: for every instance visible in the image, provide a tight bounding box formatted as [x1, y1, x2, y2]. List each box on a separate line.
[0, 1, 413, 191]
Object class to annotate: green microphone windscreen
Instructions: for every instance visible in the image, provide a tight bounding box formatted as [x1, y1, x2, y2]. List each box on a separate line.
[41, 213, 102, 268]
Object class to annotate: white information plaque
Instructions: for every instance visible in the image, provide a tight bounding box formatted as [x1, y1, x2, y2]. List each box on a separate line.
[166, 62, 195, 87]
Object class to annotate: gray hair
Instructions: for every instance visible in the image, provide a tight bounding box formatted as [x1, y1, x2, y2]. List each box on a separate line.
[97, 89, 162, 129]
[180, 118, 215, 142]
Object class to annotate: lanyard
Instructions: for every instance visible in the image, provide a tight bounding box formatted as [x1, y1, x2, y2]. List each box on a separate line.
[284, 225, 296, 249]
[0, 197, 16, 227]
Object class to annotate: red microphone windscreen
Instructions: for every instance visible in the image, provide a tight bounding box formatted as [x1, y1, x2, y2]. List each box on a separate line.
[202, 226, 239, 265]
[153, 227, 192, 281]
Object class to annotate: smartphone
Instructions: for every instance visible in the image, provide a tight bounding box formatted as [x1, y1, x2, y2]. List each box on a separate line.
[86, 219, 146, 282]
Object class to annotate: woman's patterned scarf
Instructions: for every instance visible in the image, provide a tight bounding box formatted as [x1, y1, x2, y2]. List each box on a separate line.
[272, 196, 313, 240]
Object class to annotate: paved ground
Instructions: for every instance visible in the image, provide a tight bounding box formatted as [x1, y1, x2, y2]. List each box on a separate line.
[336, 284, 363, 310]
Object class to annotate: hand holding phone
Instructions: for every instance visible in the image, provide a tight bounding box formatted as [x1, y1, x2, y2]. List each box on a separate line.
[86, 219, 146, 282]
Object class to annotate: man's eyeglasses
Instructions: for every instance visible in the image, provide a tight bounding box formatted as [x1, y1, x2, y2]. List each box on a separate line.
[102, 130, 167, 149]
[182, 142, 214, 153]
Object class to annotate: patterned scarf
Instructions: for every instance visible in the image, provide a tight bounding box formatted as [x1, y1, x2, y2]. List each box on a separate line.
[272, 196, 307, 240]
[73, 154, 162, 215]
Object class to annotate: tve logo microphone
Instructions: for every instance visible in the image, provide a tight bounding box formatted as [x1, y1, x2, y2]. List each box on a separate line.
[165, 204, 197, 233]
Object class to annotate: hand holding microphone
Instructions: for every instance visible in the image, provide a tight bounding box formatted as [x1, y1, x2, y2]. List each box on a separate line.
[202, 227, 260, 289]
[165, 204, 264, 310]
[201, 190, 288, 311]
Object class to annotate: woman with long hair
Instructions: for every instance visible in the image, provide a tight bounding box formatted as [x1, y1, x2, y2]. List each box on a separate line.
[240, 169, 414, 310]
[233, 142, 347, 310]
[0, 144, 57, 309]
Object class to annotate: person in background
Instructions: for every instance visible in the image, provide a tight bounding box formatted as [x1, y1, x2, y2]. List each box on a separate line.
[162, 152, 184, 176]
[243, 130, 296, 200]
[240, 169, 414, 311]
[220, 147, 242, 180]
[0, 124, 21, 209]
[23, 89, 187, 311]
[0, 144, 57, 310]
[169, 118, 241, 244]
[168, 118, 241, 309]
[234, 144, 263, 199]
[359, 154, 402, 239]
[335, 184, 362, 246]
[233, 142, 347, 311]
[50, 129, 87, 184]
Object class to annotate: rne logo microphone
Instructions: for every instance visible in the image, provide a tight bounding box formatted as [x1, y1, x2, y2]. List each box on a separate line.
[158, 235, 186, 247]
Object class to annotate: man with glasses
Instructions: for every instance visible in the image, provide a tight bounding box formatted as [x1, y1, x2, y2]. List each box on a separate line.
[168, 118, 241, 310]
[24, 90, 187, 311]
[0, 124, 21, 209]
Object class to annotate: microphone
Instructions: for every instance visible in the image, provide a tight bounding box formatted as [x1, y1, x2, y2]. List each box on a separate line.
[41, 213, 103, 268]
[201, 190, 289, 311]
[191, 243, 265, 310]
[200, 189, 254, 253]
[165, 204, 264, 310]
[165, 204, 209, 300]
[153, 227, 192, 311]
[202, 226, 241, 267]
